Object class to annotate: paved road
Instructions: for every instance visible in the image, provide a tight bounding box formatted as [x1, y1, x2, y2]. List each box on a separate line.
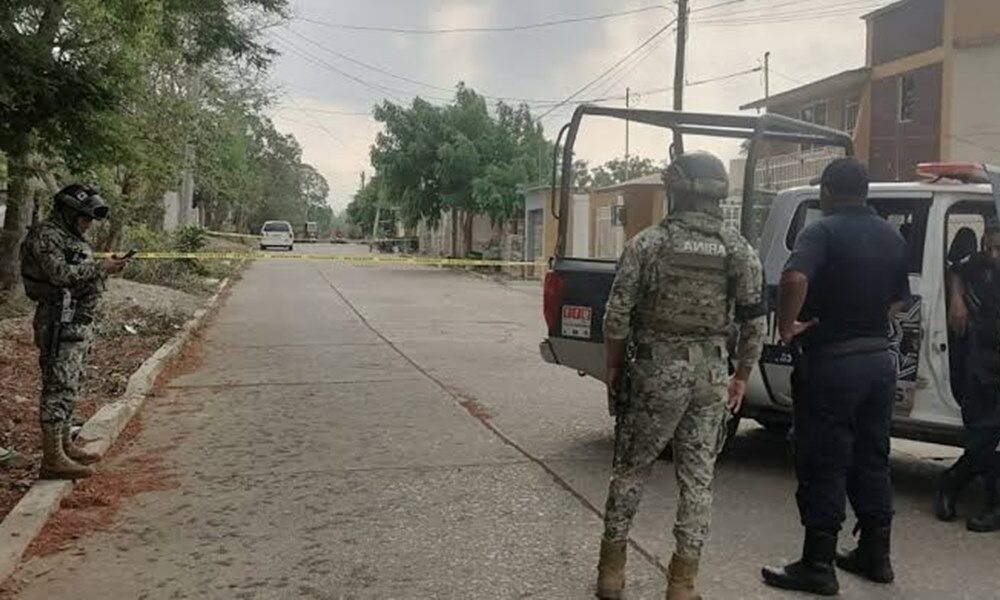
[10, 244, 1000, 599]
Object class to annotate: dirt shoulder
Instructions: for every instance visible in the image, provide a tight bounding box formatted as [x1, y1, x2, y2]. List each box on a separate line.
[0, 278, 212, 520]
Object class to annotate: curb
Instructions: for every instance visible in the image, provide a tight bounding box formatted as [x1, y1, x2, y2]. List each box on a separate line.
[0, 278, 232, 586]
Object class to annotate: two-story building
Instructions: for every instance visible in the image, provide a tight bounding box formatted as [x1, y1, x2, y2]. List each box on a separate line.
[741, 0, 1000, 183]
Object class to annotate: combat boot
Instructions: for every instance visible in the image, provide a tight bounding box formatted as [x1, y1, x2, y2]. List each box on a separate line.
[933, 471, 960, 522]
[761, 529, 839, 596]
[836, 523, 894, 583]
[596, 538, 627, 599]
[967, 506, 1000, 532]
[62, 425, 101, 465]
[39, 424, 94, 480]
[665, 553, 701, 600]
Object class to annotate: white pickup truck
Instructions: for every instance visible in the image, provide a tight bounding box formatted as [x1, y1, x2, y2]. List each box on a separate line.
[539, 105, 1000, 449]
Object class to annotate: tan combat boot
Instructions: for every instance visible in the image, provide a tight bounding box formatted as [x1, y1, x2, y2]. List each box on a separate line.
[596, 539, 627, 599]
[665, 553, 701, 600]
[39, 423, 94, 480]
[62, 425, 101, 465]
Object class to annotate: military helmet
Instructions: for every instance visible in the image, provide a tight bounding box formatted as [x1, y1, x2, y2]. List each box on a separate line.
[661, 151, 729, 202]
[54, 184, 109, 220]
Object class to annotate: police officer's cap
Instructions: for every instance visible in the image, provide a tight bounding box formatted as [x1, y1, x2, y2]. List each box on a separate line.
[821, 157, 869, 199]
[55, 184, 109, 220]
[662, 152, 729, 201]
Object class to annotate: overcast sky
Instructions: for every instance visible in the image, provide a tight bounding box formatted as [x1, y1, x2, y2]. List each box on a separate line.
[265, 0, 890, 211]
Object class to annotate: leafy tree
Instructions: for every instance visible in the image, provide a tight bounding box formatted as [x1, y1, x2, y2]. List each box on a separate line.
[0, 0, 287, 291]
[589, 156, 661, 189]
[369, 84, 554, 254]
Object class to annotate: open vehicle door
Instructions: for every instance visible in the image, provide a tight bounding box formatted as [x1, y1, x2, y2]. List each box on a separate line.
[540, 106, 854, 380]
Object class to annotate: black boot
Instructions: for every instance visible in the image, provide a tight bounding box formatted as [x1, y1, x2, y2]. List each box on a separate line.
[967, 506, 1000, 532]
[933, 471, 960, 522]
[836, 523, 894, 583]
[762, 529, 839, 596]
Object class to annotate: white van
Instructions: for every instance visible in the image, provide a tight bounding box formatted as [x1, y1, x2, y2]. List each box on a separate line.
[260, 220, 294, 251]
[742, 163, 1000, 446]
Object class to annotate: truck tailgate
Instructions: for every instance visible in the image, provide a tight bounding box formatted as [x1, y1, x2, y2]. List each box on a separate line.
[541, 258, 617, 381]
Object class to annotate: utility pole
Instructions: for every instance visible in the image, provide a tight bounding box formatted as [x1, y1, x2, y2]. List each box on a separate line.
[625, 87, 631, 181]
[672, 0, 689, 155]
[764, 51, 771, 103]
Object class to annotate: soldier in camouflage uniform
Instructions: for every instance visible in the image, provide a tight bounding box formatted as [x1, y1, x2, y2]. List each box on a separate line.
[595, 152, 767, 600]
[20, 184, 128, 480]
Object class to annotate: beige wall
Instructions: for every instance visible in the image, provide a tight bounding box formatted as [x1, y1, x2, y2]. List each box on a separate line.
[589, 191, 617, 258]
[953, 0, 1000, 47]
[948, 43, 1000, 165]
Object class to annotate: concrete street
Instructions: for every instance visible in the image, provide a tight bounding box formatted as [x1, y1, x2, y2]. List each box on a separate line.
[10, 244, 1000, 599]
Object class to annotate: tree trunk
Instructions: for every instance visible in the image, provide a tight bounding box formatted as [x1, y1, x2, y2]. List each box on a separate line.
[0, 147, 33, 292]
[463, 211, 474, 256]
[450, 209, 459, 258]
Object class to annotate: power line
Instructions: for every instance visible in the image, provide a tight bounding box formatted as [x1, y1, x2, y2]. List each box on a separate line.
[693, 0, 877, 19]
[695, 0, 886, 25]
[282, 26, 631, 107]
[272, 34, 412, 104]
[770, 69, 807, 86]
[537, 20, 678, 121]
[592, 29, 674, 101]
[294, 5, 673, 34]
[540, 65, 762, 119]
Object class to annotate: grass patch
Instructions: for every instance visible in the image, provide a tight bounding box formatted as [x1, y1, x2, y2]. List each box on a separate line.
[118, 226, 247, 295]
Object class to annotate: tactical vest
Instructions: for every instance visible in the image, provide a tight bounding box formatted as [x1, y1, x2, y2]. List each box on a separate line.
[636, 215, 731, 340]
[21, 222, 96, 303]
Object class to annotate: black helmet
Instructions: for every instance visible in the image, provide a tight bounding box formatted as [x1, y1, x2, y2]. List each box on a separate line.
[54, 184, 109, 220]
[662, 151, 729, 202]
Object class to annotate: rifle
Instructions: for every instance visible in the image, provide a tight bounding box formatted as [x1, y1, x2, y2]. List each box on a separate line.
[608, 341, 636, 417]
[46, 289, 74, 363]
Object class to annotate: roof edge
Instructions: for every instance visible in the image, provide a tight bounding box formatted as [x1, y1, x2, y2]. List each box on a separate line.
[740, 67, 870, 111]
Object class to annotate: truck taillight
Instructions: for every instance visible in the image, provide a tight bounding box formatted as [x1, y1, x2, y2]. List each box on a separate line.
[543, 271, 565, 333]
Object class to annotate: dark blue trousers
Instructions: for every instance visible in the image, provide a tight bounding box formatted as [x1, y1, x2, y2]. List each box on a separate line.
[792, 350, 897, 533]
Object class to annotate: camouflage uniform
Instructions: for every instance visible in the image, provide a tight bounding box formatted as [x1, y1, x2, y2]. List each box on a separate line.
[602, 210, 767, 559]
[21, 212, 107, 428]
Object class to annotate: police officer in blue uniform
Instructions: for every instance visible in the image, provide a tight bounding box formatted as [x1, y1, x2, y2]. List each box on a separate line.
[935, 224, 1000, 532]
[762, 158, 910, 595]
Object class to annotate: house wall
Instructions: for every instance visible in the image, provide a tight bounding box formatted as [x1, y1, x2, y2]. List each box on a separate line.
[952, 0, 1000, 47]
[759, 89, 863, 158]
[870, 0, 945, 65]
[869, 62, 943, 180]
[948, 43, 1000, 165]
[623, 188, 657, 241]
[590, 191, 619, 259]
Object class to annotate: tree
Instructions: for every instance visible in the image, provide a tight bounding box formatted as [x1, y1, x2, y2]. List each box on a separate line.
[0, 0, 287, 291]
[346, 176, 393, 238]
[370, 84, 554, 254]
[588, 156, 661, 189]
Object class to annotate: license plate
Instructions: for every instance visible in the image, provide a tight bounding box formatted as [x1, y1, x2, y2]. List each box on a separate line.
[561, 305, 592, 339]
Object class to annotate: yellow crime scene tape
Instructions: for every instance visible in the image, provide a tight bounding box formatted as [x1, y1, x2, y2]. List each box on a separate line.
[205, 230, 416, 244]
[96, 250, 546, 268]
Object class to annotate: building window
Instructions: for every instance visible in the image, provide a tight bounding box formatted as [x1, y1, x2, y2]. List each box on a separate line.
[898, 75, 916, 123]
[843, 97, 860, 135]
[799, 101, 828, 151]
[800, 101, 828, 127]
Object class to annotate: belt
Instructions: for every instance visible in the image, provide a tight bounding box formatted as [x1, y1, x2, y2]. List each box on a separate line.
[635, 341, 725, 362]
[806, 337, 889, 358]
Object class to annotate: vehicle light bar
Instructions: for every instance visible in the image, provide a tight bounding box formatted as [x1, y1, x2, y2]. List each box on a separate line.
[916, 162, 990, 184]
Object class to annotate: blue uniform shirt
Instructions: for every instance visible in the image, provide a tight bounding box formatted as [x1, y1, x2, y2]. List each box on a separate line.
[784, 204, 910, 350]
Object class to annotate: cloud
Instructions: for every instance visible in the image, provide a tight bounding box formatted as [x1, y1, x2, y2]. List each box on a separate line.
[270, 0, 877, 208]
